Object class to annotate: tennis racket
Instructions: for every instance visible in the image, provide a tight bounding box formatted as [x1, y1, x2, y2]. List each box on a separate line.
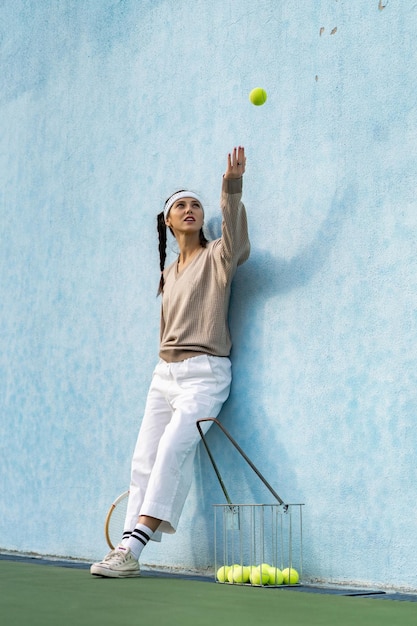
[104, 490, 129, 549]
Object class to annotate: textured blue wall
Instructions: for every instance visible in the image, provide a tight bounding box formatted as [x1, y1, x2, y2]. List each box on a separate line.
[1, 0, 417, 590]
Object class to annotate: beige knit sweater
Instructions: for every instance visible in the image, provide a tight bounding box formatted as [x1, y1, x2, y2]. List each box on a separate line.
[159, 177, 250, 362]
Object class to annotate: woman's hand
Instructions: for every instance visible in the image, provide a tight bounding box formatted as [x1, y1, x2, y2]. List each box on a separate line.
[224, 146, 246, 179]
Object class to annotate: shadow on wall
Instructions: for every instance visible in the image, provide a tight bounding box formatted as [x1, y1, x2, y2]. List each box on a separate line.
[233, 182, 358, 300]
[205, 182, 357, 304]
[192, 182, 358, 557]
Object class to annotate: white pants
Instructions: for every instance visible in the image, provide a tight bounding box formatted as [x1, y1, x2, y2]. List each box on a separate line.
[124, 354, 232, 540]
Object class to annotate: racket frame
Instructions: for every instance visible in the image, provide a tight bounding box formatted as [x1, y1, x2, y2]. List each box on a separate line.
[104, 490, 129, 549]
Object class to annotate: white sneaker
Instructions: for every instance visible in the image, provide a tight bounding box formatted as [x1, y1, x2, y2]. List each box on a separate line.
[90, 546, 140, 578]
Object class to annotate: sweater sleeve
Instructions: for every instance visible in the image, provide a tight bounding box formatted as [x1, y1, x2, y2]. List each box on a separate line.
[212, 177, 250, 284]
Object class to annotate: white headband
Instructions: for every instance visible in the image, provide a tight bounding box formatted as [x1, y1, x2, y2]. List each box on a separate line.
[164, 191, 203, 220]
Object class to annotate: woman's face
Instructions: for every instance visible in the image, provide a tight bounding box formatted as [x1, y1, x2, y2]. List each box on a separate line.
[165, 198, 204, 235]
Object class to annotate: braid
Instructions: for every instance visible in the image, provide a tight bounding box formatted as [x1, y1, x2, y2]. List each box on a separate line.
[157, 211, 167, 295]
[199, 229, 209, 248]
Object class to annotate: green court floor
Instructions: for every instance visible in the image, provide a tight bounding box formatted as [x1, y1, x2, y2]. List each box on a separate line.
[1, 558, 416, 626]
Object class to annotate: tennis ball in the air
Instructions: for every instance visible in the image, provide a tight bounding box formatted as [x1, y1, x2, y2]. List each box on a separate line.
[249, 87, 267, 106]
[268, 566, 284, 585]
[216, 565, 231, 582]
[282, 567, 299, 584]
[249, 564, 270, 585]
[229, 564, 250, 583]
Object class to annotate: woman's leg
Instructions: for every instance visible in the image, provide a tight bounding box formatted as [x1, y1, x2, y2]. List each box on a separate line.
[91, 355, 231, 578]
[123, 363, 173, 533]
[139, 355, 232, 534]
[90, 363, 171, 577]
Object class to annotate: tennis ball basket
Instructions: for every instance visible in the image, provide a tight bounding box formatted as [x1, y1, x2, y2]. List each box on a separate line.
[197, 419, 304, 587]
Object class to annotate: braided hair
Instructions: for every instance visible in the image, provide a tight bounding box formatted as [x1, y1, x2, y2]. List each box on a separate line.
[157, 190, 209, 295]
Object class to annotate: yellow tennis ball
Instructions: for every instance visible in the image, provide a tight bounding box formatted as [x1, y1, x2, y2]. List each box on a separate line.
[282, 567, 299, 584]
[216, 565, 230, 582]
[227, 564, 240, 583]
[249, 564, 270, 585]
[268, 566, 284, 585]
[229, 564, 250, 583]
[249, 87, 267, 106]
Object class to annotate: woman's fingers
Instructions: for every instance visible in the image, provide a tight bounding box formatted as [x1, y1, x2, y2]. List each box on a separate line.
[225, 146, 246, 178]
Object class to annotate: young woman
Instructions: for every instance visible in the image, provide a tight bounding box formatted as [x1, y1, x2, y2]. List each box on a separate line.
[91, 146, 250, 577]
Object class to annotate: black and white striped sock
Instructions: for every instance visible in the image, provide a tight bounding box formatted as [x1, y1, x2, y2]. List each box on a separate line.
[125, 524, 154, 560]
[121, 530, 132, 545]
